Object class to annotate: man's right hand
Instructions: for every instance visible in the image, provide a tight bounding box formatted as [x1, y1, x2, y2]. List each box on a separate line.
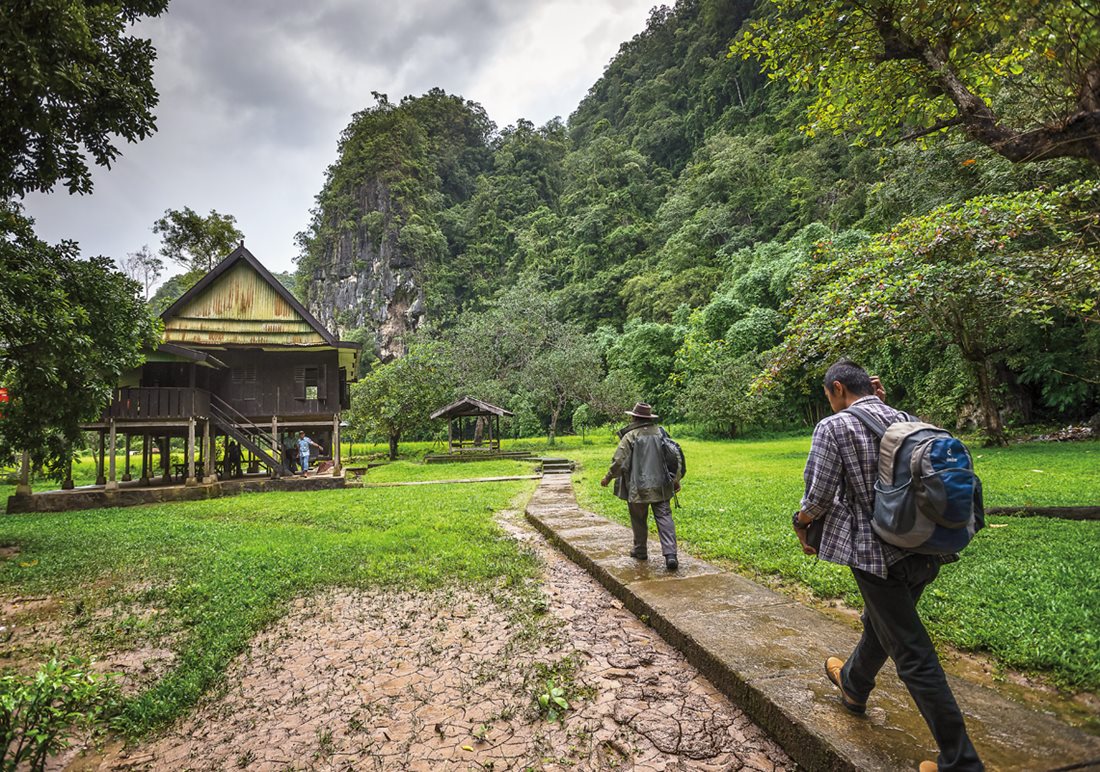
[870, 375, 886, 402]
[600, 475, 611, 487]
[792, 511, 817, 555]
[795, 526, 817, 556]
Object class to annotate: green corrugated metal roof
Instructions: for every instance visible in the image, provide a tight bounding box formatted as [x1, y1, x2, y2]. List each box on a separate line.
[164, 262, 326, 346]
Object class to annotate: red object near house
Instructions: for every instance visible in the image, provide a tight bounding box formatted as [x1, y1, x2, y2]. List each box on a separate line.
[0, 387, 7, 419]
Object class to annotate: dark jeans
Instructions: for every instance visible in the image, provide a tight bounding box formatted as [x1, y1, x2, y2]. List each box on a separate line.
[842, 555, 983, 771]
[627, 500, 677, 557]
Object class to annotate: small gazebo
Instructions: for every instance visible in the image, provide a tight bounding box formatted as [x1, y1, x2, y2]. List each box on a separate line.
[431, 397, 513, 453]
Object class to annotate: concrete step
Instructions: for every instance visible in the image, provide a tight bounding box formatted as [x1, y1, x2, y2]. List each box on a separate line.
[524, 475, 1100, 772]
[536, 457, 575, 475]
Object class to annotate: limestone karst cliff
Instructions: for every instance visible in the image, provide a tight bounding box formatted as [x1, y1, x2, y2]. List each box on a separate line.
[304, 178, 424, 362]
[297, 90, 493, 362]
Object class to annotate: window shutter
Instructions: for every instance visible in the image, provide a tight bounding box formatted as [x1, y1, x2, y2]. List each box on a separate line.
[317, 365, 328, 402]
[294, 366, 306, 399]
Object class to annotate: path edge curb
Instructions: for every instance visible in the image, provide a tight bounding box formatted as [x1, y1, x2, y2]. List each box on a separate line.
[525, 499, 858, 772]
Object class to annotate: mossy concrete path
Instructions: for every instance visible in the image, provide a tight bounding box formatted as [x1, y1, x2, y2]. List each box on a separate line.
[525, 474, 1100, 772]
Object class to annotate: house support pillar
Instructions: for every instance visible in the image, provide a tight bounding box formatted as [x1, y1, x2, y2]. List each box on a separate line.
[161, 435, 171, 483]
[95, 430, 106, 486]
[203, 421, 217, 484]
[15, 452, 31, 496]
[333, 414, 342, 475]
[271, 416, 280, 479]
[122, 434, 132, 482]
[105, 419, 119, 490]
[185, 418, 197, 486]
[139, 433, 150, 486]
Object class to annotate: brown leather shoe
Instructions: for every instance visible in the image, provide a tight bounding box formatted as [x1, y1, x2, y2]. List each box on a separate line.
[825, 657, 866, 714]
[918, 763, 938, 772]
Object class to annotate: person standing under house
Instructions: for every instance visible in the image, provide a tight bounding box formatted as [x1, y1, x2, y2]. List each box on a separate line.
[282, 433, 298, 474]
[600, 402, 681, 571]
[225, 440, 242, 478]
[297, 431, 322, 476]
[793, 359, 983, 772]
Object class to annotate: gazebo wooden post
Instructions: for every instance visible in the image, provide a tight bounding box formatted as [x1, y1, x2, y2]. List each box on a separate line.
[447, 419, 453, 453]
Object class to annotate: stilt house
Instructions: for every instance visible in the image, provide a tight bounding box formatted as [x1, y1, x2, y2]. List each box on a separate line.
[82, 245, 360, 487]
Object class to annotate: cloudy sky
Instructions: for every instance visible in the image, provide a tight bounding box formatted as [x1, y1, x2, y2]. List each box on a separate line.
[23, 0, 657, 279]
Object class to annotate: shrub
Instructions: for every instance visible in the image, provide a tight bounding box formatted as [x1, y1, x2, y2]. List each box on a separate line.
[0, 658, 119, 771]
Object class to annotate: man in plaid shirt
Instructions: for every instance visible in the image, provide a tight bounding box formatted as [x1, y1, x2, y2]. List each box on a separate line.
[794, 360, 983, 772]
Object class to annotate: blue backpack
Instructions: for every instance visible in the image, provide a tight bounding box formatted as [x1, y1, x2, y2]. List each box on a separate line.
[846, 405, 984, 555]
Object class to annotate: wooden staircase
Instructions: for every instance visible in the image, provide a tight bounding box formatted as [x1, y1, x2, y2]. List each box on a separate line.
[208, 394, 282, 476]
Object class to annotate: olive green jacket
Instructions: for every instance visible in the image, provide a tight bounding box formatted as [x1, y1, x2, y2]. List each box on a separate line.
[608, 422, 675, 503]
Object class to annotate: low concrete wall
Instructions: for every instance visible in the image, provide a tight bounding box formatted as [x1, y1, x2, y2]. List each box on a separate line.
[6, 475, 346, 514]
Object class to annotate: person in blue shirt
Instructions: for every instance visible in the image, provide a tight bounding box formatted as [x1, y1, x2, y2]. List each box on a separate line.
[296, 431, 323, 475]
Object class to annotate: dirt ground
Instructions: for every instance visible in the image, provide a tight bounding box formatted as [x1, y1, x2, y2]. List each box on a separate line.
[61, 507, 792, 771]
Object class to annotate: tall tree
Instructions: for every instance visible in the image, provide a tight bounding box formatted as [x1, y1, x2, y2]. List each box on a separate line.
[349, 343, 451, 460]
[0, 204, 160, 476]
[0, 0, 168, 197]
[522, 331, 603, 444]
[116, 245, 164, 301]
[762, 181, 1100, 444]
[153, 207, 244, 273]
[733, 0, 1100, 165]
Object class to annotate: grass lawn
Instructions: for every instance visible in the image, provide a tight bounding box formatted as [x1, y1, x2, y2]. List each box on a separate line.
[0, 480, 538, 736]
[564, 436, 1100, 692]
[361, 458, 539, 484]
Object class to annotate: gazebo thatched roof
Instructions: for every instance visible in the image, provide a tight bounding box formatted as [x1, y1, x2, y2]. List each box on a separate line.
[431, 396, 513, 420]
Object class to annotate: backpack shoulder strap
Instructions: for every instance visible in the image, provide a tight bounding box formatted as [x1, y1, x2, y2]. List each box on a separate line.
[844, 404, 889, 440]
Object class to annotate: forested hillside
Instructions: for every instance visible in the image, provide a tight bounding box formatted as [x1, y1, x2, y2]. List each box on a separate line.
[297, 0, 1099, 444]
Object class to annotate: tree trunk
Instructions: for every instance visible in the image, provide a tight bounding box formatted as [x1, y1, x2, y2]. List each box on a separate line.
[548, 400, 563, 446]
[388, 432, 400, 461]
[972, 360, 1006, 446]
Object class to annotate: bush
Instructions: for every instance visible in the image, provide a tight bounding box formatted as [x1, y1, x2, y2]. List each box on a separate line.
[0, 658, 119, 770]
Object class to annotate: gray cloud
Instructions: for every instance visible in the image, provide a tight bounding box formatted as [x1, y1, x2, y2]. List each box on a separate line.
[22, 0, 655, 276]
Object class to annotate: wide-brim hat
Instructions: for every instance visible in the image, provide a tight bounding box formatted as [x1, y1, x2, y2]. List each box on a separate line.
[625, 402, 658, 419]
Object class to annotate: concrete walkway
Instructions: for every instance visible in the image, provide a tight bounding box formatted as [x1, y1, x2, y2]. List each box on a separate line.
[525, 475, 1100, 772]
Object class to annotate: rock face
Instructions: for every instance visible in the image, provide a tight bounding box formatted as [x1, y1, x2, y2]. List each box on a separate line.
[306, 180, 424, 362]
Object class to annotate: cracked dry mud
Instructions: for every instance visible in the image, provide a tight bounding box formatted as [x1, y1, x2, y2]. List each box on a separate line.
[85, 509, 791, 771]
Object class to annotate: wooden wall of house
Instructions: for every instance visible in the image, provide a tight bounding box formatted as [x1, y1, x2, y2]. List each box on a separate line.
[140, 349, 349, 419]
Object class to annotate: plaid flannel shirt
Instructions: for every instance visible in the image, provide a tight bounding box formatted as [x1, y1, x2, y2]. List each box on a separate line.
[800, 396, 957, 578]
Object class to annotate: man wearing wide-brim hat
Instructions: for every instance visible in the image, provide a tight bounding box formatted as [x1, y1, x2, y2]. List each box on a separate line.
[600, 402, 681, 571]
